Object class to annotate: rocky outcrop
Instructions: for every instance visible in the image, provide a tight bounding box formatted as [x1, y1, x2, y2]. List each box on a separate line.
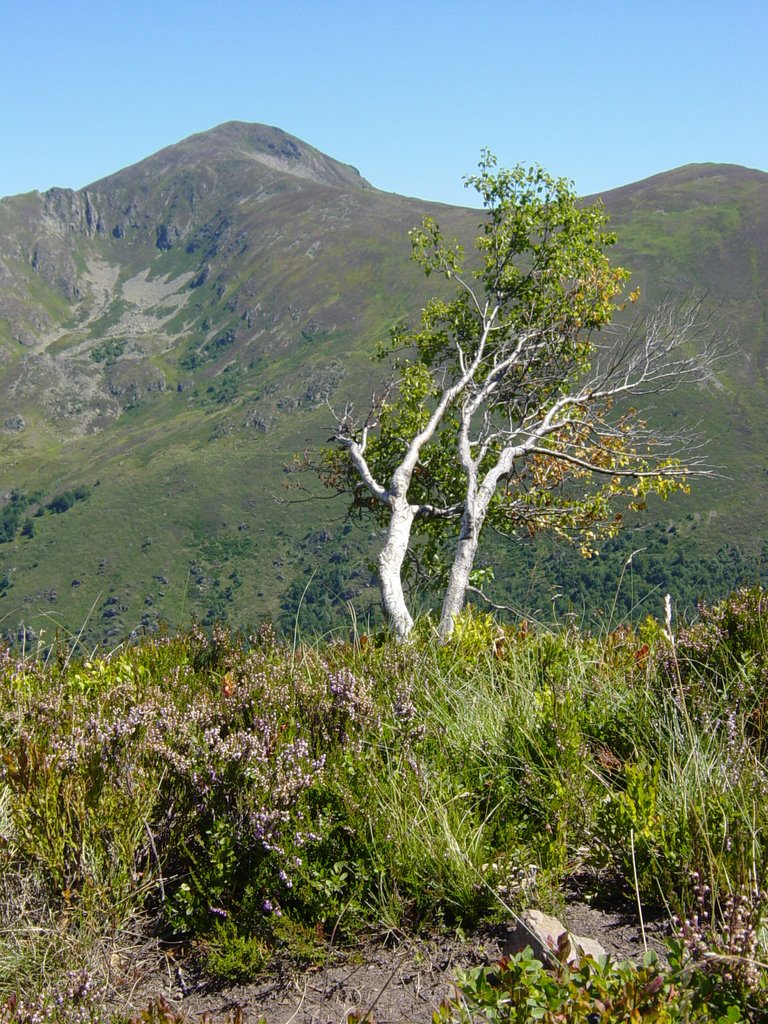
[41, 187, 107, 238]
[31, 237, 82, 300]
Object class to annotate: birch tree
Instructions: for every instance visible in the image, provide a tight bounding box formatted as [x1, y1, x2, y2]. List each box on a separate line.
[321, 155, 713, 641]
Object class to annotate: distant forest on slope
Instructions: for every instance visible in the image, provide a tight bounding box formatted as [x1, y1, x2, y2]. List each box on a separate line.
[279, 518, 768, 637]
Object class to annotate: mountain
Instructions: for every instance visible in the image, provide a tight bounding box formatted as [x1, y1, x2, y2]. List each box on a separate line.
[601, 164, 768, 539]
[0, 126, 767, 643]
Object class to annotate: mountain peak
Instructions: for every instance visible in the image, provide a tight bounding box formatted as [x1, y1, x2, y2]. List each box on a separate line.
[88, 121, 372, 193]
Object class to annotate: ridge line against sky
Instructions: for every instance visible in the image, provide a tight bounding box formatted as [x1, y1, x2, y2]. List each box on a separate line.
[2, 0, 767, 206]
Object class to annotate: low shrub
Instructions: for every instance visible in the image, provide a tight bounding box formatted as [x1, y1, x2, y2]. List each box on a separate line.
[439, 943, 746, 1023]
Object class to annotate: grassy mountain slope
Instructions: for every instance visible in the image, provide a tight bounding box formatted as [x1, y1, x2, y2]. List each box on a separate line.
[1, 129, 767, 643]
[603, 165, 768, 551]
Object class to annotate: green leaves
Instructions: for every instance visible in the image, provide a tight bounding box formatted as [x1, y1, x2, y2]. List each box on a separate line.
[461, 156, 627, 340]
[445, 944, 737, 1024]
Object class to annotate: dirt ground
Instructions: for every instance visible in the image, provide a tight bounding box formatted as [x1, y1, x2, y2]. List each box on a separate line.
[105, 899, 670, 1024]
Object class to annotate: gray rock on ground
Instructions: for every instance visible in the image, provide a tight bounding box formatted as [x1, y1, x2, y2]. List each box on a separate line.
[504, 909, 608, 965]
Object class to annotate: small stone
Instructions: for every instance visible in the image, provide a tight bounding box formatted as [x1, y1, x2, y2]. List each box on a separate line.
[572, 934, 609, 961]
[503, 909, 607, 965]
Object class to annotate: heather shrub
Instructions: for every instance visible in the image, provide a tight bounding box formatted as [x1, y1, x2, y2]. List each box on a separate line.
[0, 650, 162, 927]
[670, 873, 768, 1019]
[150, 644, 380, 939]
[0, 970, 108, 1024]
[659, 587, 768, 711]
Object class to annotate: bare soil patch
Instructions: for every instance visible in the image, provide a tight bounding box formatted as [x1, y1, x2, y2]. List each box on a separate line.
[104, 902, 670, 1023]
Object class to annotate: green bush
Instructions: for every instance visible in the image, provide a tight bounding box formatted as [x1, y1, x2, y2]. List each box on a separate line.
[440, 944, 745, 1023]
[201, 920, 270, 982]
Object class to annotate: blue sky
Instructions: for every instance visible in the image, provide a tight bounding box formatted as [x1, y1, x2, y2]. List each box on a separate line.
[2, 0, 766, 205]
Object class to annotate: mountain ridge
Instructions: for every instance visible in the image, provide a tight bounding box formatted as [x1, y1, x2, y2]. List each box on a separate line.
[591, 161, 768, 203]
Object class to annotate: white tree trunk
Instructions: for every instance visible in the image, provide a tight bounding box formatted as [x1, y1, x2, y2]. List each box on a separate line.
[378, 498, 417, 640]
[437, 512, 481, 642]
[437, 463, 504, 642]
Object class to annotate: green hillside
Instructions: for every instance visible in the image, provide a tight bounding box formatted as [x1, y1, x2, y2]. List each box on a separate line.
[1, 128, 767, 645]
